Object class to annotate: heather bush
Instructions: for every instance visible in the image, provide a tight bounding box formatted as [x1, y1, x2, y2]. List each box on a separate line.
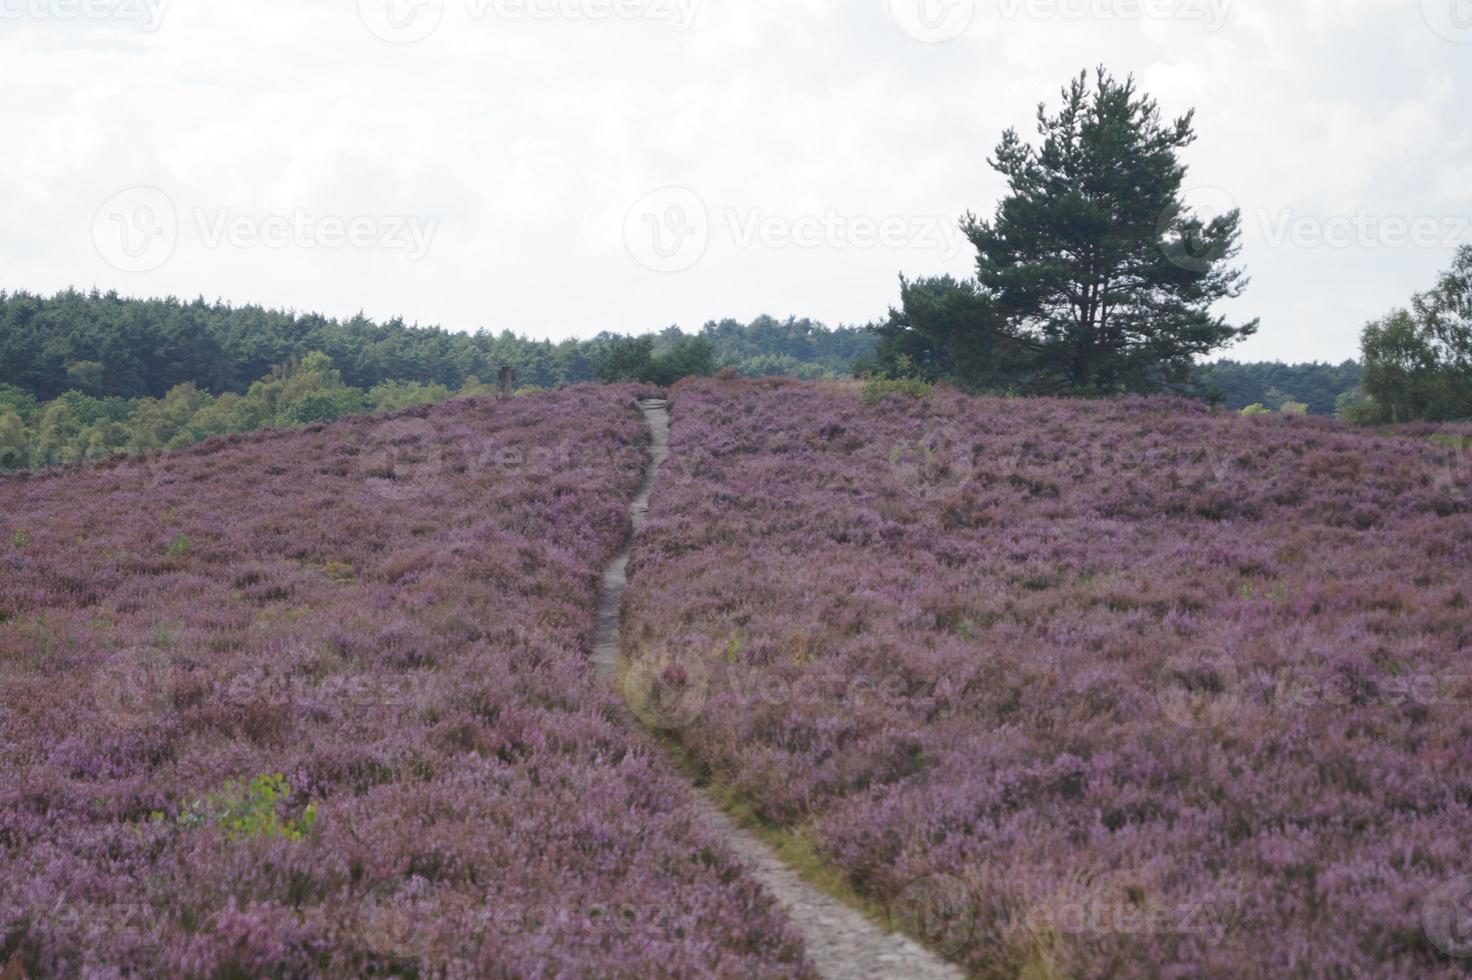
[623, 377, 1472, 977]
[0, 386, 812, 977]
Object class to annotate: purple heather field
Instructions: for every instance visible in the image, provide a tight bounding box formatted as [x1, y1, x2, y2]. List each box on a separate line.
[0, 387, 811, 978]
[5, 375, 1472, 978]
[621, 377, 1472, 978]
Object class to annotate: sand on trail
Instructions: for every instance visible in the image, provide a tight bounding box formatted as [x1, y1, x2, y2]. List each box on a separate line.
[592, 398, 967, 980]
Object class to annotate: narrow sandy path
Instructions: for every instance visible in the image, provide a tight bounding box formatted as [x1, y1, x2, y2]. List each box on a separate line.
[592, 398, 966, 980]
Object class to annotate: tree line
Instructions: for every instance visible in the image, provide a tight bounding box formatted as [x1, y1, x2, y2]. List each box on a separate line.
[0, 307, 888, 470]
[1195, 360, 1362, 417]
[0, 291, 873, 403]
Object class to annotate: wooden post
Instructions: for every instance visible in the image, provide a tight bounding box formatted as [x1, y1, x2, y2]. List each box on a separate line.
[497, 365, 516, 400]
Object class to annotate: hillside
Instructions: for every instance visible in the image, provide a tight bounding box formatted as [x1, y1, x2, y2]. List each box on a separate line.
[5, 377, 1470, 976]
[0, 387, 810, 977]
[623, 377, 1472, 977]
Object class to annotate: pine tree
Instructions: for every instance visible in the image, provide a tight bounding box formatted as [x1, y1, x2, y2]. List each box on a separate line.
[963, 68, 1257, 393]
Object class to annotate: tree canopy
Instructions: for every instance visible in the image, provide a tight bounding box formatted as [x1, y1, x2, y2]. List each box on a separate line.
[0, 291, 871, 403]
[1352, 245, 1472, 423]
[874, 69, 1256, 396]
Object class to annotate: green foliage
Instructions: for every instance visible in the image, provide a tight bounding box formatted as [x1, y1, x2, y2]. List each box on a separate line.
[649, 336, 717, 386]
[0, 337, 734, 472]
[1195, 360, 1362, 415]
[9, 529, 29, 549]
[1239, 401, 1311, 418]
[1354, 246, 1472, 424]
[592, 333, 718, 385]
[1334, 386, 1371, 422]
[593, 335, 656, 383]
[366, 379, 453, 412]
[0, 384, 39, 420]
[0, 353, 472, 473]
[867, 275, 1021, 390]
[0, 407, 27, 469]
[718, 629, 747, 664]
[276, 388, 367, 426]
[165, 773, 318, 842]
[860, 377, 933, 404]
[64, 360, 106, 394]
[166, 533, 190, 557]
[960, 68, 1256, 394]
[861, 366, 933, 405]
[0, 290, 872, 403]
[696, 315, 875, 378]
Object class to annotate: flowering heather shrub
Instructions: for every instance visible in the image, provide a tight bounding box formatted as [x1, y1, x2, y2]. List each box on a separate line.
[0, 386, 811, 978]
[623, 377, 1472, 977]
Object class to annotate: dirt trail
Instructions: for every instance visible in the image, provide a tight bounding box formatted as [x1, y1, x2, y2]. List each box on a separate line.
[592, 398, 966, 980]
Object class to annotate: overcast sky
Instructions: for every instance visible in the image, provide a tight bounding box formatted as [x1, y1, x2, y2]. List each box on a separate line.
[2, 0, 1469, 362]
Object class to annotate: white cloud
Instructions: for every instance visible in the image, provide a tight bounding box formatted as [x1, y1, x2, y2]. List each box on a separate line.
[0, 0, 1468, 361]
